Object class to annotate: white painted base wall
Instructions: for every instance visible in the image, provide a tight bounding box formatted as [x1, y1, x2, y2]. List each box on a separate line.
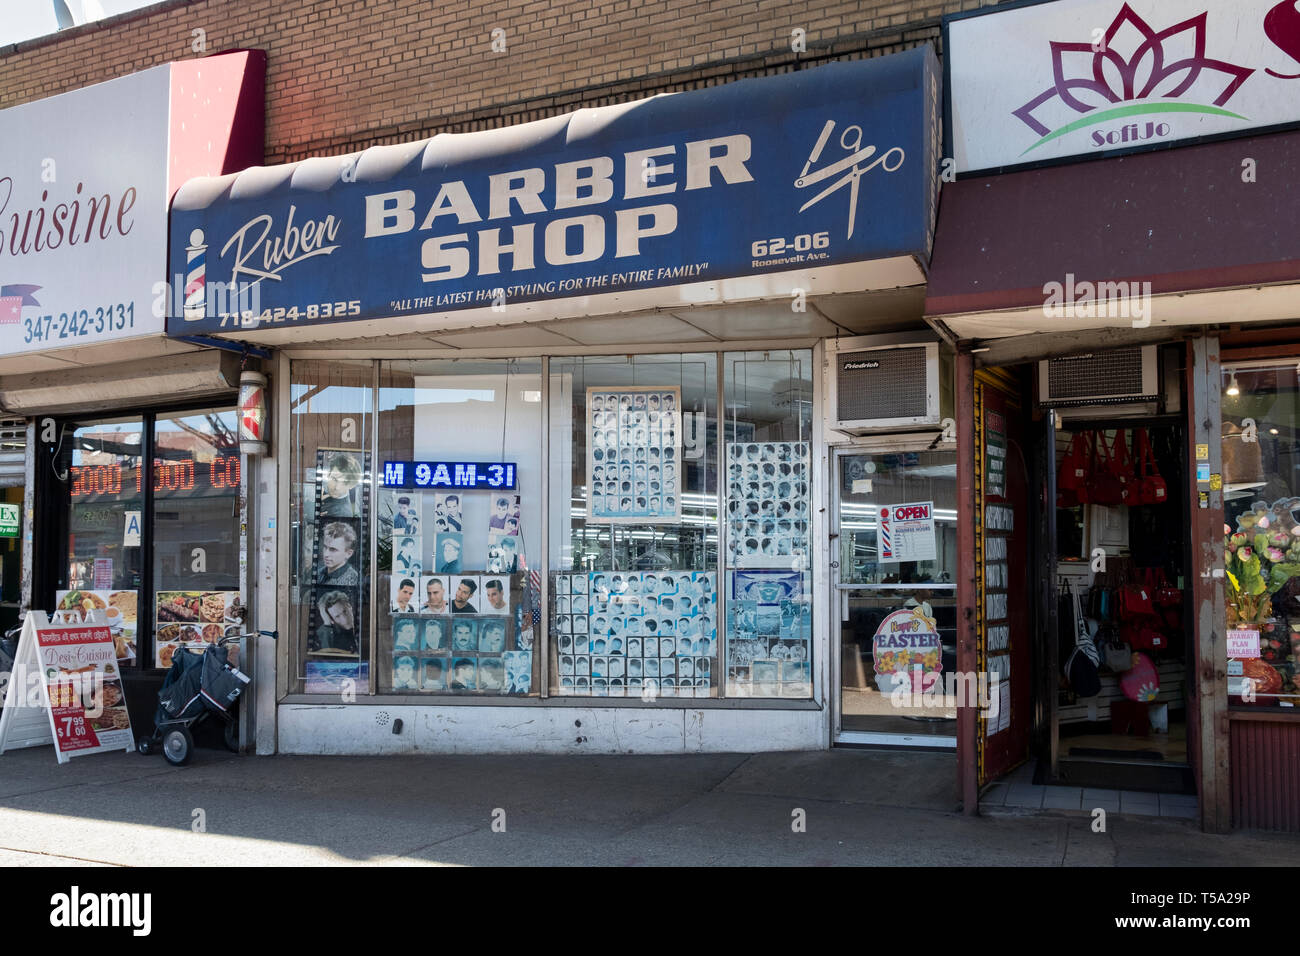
[278, 704, 829, 755]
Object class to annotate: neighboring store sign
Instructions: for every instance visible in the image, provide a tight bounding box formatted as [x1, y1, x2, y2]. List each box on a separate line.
[381, 461, 518, 490]
[0, 68, 168, 354]
[878, 501, 937, 563]
[0, 52, 265, 357]
[168, 47, 940, 336]
[872, 606, 943, 693]
[0, 502, 18, 537]
[948, 0, 1300, 175]
[0, 614, 134, 764]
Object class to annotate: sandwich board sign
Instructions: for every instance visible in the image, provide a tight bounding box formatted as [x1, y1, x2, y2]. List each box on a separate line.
[0, 611, 134, 764]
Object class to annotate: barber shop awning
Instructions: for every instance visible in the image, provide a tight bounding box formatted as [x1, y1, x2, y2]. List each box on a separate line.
[924, 126, 1300, 353]
[168, 47, 941, 347]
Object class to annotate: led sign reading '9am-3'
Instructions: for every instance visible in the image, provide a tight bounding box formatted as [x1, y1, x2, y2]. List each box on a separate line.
[69, 457, 241, 497]
[381, 461, 516, 490]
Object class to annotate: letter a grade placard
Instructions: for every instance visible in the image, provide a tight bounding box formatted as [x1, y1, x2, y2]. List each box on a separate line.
[0, 611, 134, 764]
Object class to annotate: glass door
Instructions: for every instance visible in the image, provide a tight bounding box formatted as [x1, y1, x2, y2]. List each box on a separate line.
[833, 443, 959, 746]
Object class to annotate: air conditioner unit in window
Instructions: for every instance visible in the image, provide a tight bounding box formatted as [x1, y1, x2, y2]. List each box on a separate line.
[1038, 346, 1159, 408]
[827, 334, 954, 434]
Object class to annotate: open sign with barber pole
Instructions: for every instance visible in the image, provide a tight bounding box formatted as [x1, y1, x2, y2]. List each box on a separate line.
[0, 613, 134, 764]
[878, 501, 938, 564]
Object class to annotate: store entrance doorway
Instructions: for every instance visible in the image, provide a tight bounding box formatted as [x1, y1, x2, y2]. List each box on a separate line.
[1046, 417, 1196, 793]
[832, 440, 959, 747]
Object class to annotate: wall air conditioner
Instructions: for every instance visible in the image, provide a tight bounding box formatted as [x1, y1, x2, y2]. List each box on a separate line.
[1037, 346, 1159, 408]
[827, 334, 954, 435]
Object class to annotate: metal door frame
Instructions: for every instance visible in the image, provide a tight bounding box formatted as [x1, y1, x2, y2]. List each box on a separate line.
[830, 437, 958, 748]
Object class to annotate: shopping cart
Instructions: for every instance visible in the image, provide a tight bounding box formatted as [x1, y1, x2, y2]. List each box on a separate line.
[138, 634, 251, 766]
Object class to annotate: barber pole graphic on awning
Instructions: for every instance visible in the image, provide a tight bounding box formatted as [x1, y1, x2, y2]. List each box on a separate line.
[184, 229, 207, 321]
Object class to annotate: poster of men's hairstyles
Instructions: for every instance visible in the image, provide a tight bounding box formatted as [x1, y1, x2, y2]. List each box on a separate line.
[307, 448, 370, 667]
[726, 570, 811, 699]
[553, 571, 716, 698]
[585, 386, 682, 523]
[378, 576, 533, 697]
[726, 442, 810, 569]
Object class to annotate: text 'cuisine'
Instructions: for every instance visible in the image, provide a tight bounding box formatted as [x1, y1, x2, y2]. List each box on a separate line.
[362, 135, 754, 282]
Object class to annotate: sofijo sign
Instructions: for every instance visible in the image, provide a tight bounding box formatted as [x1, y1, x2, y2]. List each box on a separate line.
[168, 47, 940, 337]
[947, 0, 1300, 174]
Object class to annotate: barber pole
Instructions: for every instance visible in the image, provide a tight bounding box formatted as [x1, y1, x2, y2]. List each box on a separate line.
[183, 228, 207, 321]
[239, 369, 268, 456]
[880, 507, 893, 559]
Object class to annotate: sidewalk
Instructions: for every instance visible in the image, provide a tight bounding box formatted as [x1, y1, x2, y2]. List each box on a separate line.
[0, 746, 1295, 866]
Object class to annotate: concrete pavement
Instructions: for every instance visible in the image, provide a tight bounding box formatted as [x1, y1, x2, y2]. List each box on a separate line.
[0, 745, 1296, 866]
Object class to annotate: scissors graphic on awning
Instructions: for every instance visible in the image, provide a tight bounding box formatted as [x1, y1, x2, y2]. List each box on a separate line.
[795, 120, 906, 239]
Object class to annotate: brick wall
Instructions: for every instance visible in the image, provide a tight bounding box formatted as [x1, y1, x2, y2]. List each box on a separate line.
[1, 0, 988, 164]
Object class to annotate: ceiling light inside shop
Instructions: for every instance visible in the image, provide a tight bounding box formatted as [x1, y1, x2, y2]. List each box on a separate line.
[521, 390, 541, 403]
[1227, 375, 1240, 396]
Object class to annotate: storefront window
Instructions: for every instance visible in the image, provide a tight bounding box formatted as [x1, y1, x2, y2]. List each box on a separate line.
[1222, 361, 1300, 707]
[375, 359, 542, 696]
[548, 353, 718, 698]
[151, 409, 242, 669]
[290, 361, 374, 695]
[59, 417, 144, 663]
[723, 350, 814, 699]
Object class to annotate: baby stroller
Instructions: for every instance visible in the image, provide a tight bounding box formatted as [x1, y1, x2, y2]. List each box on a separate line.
[139, 635, 251, 766]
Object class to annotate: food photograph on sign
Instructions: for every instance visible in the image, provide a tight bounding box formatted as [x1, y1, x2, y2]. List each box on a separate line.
[586, 387, 682, 523]
[55, 589, 139, 662]
[154, 590, 242, 668]
[726, 441, 810, 568]
[35, 625, 134, 757]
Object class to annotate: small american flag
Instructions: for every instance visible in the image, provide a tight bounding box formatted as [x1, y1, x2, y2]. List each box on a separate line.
[0, 297, 21, 325]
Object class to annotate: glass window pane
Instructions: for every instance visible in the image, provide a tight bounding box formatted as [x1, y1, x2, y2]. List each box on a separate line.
[290, 360, 374, 695]
[549, 353, 718, 699]
[376, 359, 542, 697]
[723, 350, 814, 700]
[1222, 362, 1300, 705]
[60, 416, 144, 664]
[151, 408, 241, 669]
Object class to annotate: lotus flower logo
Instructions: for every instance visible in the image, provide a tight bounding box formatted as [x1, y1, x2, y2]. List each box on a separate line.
[1013, 3, 1255, 154]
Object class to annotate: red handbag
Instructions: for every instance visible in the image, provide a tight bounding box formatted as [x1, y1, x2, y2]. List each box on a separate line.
[1152, 568, 1181, 608]
[1135, 428, 1168, 505]
[1111, 429, 1137, 505]
[1123, 621, 1166, 651]
[1119, 579, 1155, 619]
[1090, 431, 1125, 505]
[1057, 432, 1091, 507]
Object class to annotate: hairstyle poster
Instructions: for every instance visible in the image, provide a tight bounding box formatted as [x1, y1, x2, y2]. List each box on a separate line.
[585, 386, 682, 523]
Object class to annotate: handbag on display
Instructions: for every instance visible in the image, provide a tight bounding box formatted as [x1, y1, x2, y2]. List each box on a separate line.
[1098, 623, 1133, 671]
[1089, 431, 1125, 505]
[1135, 429, 1168, 505]
[1123, 620, 1166, 651]
[1118, 578, 1155, 620]
[1110, 429, 1137, 505]
[1120, 652, 1161, 702]
[1152, 568, 1181, 608]
[1057, 432, 1090, 508]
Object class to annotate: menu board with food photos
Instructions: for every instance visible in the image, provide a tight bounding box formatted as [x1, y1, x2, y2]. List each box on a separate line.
[55, 589, 139, 662]
[154, 590, 244, 669]
[0, 614, 133, 764]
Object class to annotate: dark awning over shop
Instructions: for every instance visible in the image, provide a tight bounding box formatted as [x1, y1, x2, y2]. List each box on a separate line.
[924, 126, 1300, 347]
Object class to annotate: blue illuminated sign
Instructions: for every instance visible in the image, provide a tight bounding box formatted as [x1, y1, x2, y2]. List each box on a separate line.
[382, 461, 517, 490]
